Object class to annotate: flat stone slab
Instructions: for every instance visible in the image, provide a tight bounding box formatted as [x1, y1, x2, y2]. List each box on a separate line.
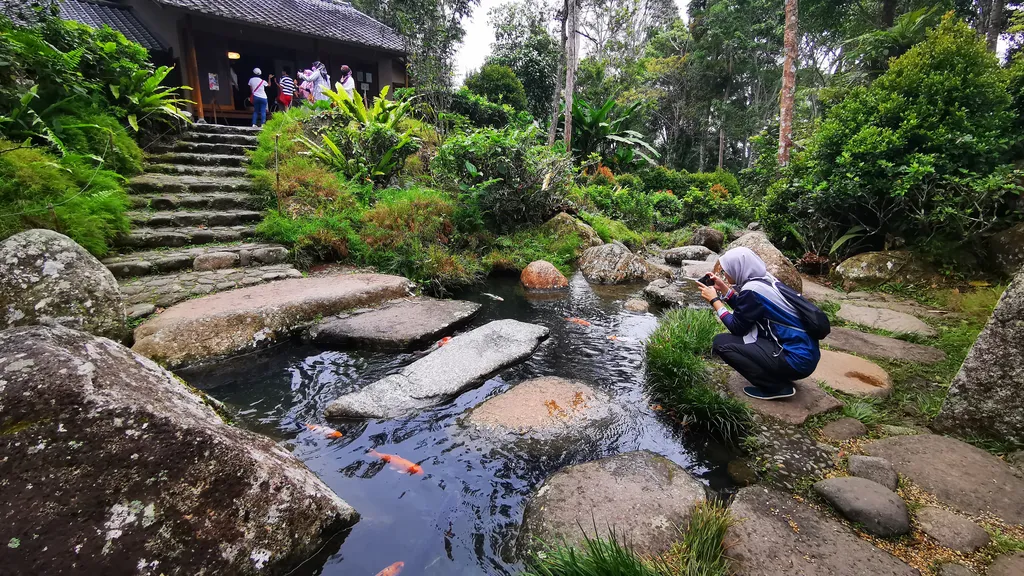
[814, 477, 910, 537]
[133, 273, 412, 368]
[750, 421, 838, 490]
[119, 264, 303, 307]
[801, 276, 844, 302]
[325, 320, 549, 418]
[727, 487, 918, 576]
[837, 304, 937, 337]
[825, 326, 946, 364]
[810, 349, 892, 398]
[864, 434, 1024, 524]
[518, 451, 705, 556]
[915, 506, 990, 553]
[989, 552, 1024, 576]
[848, 455, 898, 491]
[727, 372, 843, 425]
[821, 417, 868, 441]
[465, 376, 620, 444]
[308, 297, 480, 350]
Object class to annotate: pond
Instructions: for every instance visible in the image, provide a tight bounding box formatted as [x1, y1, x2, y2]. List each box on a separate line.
[180, 273, 739, 576]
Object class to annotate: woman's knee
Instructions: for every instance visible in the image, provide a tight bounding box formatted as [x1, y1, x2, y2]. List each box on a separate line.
[712, 332, 733, 354]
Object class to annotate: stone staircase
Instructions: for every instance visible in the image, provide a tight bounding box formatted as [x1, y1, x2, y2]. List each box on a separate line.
[104, 124, 301, 317]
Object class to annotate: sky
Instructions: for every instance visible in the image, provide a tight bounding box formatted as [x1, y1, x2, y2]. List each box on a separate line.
[454, 0, 691, 83]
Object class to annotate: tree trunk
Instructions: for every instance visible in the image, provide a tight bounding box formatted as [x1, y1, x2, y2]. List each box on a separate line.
[777, 0, 798, 166]
[562, 0, 579, 149]
[719, 54, 733, 171]
[548, 0, 568, 147]
[987, 0, 1004, 53]
[881, 0, 896, 28]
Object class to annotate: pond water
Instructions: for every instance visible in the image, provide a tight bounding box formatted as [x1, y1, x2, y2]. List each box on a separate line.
[181, 273, 738, 576]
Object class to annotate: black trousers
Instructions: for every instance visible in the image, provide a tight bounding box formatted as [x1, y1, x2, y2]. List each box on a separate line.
[712, 332, 810, 393]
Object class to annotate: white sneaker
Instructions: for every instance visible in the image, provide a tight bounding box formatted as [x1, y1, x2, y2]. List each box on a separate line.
[252, 124, 258, 128]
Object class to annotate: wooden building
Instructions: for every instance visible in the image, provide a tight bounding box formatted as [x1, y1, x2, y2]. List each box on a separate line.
[54, 0, 407, 122]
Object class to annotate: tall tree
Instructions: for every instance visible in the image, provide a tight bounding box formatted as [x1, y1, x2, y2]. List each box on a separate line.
[487, 0, 561, 120]
[778, 0, 799, 165]
[549, 0, 569, 145]
[563, 0, 580, 147]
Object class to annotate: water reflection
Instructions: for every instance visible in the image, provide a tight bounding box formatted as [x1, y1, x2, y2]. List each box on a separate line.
[184, 273, 737, 576]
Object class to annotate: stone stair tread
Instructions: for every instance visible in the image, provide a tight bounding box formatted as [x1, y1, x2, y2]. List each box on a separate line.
[190, 124, 262, 135]
[119, 264, 303, 308]
[152, 142, 255, 155]
[129, 192, 259, 211]
[126, 209, 262, 229]
[182, 131, 259, 145]
[146, 152, 246, 166]
[116, 225, 257, 249]
[147, 164, 249, 177]
[129, 172, 253, 192]
[103, 242, 289, 278]
[128, 208, 262, 219]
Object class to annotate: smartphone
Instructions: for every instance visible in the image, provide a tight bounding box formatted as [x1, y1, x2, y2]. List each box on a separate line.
[681, 275, 715, 287]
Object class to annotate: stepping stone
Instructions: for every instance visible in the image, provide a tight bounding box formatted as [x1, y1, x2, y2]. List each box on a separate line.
[837, 304, 937, 337]
[915, 506, 990, 553]
[324, 320, 549, 418]
[127, 303, 156, 319]
[879, 424, 922, 436]
[810, 349, 892, 398]
[848, 455, 898, 491]
[624, 299, 648, 312]
[727, 487, 918, 576]
[937, 564, 976, 576]
[750, 421, 838, 490]
[726, 372, 842, 425]
[464, 376, 620, 444]
[824, 326, 946, 364]
[663, 245, 714, 264]
[308, 297, 480, 350]
[801, 276, 843, 302]
[989, 552, 1024, 576]
[821, 417, 868, 441]
[813, 477, 910, 537]
[864, 434, 1024, 524]
[132, 273, 412, 369]
[517, 451, 705, 557]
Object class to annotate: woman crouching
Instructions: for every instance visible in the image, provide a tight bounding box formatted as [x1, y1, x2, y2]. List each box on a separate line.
[698, 247, 822, 400]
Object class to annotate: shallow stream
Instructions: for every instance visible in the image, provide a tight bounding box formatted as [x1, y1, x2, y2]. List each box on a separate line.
[182, 273, 738, 575]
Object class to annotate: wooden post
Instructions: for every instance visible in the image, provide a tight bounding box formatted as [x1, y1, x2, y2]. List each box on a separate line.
[184, 16, 205, 121]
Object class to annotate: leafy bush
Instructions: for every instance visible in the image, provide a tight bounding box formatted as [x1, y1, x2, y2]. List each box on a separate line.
[432, 125, 572, 233]
[448, 88, 525, 128]
[483, 227, 583, 274]
[249, 106, 311, 170]
[638, 166, 741, 197]
[582, 185, 655, 231]
[464, 63, 528, 112]
[774, 15, 1021, 263]
[54, 110, 143, 175]
[646, 309, 751, 443]
[256, 200, 364, 266]
[0, 142, 129, 256]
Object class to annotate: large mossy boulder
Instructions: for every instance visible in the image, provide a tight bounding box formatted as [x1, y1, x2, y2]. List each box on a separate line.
[933, 269, 1024, 445]
[990, 223, 1024, 277]
[725, 232, 802, 292]
[0, 229, 126, 341]
[834, 250, 934, 291]
[579, 242, 671, 284]
[541, 212, 603, 247]
[0, 325, 358, 575]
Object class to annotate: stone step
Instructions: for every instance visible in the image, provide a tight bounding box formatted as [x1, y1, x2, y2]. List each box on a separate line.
[129, 173, 253, 194]
[181, 131, 259, 145]
[115, 225, 257, 249]
[146, 164, 249, 177]
[190, 123, 262, 135]
[147, 152, 246, 167]
[103, 242, 289, 278]
[129, 192, 261, 211]
[127, 209, 263, 228]
[119, 264, 302, 308]
[152, 141, 254, 156]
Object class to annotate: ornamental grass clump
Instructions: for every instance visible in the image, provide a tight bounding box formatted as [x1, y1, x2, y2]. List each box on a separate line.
[645, 309, 751, 444]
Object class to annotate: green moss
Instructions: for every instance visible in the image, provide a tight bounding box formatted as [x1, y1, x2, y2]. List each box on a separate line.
[483, 227, 584, 274]
[579, 211, 644, 250]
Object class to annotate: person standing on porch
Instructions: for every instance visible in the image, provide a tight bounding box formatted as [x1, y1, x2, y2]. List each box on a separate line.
[277, 67, 295, 110]
[339, 65, 355, 99]
[248, 68, 268, 127]
[299, 61, 330, 102]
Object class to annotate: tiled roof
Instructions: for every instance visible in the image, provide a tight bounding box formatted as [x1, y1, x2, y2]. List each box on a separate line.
[58, 0, 165, 50]
[153, 0, 406, 53]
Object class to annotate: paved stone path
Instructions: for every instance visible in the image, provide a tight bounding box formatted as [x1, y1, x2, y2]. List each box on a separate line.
[101, 125, 300, 316]
[726, 371, 842, 425]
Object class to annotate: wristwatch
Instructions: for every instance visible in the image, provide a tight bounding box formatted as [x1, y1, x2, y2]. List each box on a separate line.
[710, 297, 722, 306]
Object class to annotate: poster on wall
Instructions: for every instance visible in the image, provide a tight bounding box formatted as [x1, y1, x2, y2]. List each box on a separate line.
[208, 73, 220, 91]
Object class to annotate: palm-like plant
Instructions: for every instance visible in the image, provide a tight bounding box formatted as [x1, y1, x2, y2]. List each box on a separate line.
[568, 97, 659, 166]
[108, 65, 192, 130]
[322, 84, 412, 129]
[842, 7, 941, 82]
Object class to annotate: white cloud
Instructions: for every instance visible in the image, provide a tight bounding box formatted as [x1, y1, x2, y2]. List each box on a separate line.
[454, 0, 690, 85]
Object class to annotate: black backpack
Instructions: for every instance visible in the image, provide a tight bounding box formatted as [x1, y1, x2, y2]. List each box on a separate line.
[752, 278, 831, 341]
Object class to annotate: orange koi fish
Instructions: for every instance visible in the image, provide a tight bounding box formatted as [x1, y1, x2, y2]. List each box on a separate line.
[436, 336, 452, 348]
[370, 450, 424, 475]
[305, 423, 343, 439]
[566, 317, 591, 327]
[375, 561, 404, 576]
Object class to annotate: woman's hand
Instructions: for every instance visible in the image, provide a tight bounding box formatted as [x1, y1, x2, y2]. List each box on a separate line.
[713, 275, 731, 294]
[699, 284, 719, 303]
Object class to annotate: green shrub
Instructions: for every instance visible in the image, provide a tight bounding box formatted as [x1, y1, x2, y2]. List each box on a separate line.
[432, 125, 572, 233]
[255, 201, 364, 266]
[578, 212, 644, 250]
[464, 63, 528, 112]
[637, 167, 741, 197]
[483, 227, 583, 274]
[54, 110, 143, 175]
[582, 185, 655, 231]
[249, 106, 312, 170]
[449, 88, 516, 128]
[0, 143, 129, 256]
[778, 15, 1021, 263]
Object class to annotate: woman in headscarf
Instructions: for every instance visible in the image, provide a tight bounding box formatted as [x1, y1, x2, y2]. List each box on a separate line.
[697, 247, 821, 400]
[338, 65, 355, 99]
[299, 61, 331, 102]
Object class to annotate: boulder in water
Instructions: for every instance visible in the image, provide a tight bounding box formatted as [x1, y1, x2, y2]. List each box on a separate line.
[725, 232, 802, 292]
[690, 226, 725, 252]
[0, 325, 358, 575]
[0, 229, 126, 341]
[520, 260, 569, 290]
[578, 242, 670, 285]
[663, 245, 714, 265]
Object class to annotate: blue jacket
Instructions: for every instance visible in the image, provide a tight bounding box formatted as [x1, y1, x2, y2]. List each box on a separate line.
[718, 288, 821, 375]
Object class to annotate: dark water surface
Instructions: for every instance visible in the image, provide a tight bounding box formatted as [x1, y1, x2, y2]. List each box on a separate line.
[183, 273, 737, 576]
